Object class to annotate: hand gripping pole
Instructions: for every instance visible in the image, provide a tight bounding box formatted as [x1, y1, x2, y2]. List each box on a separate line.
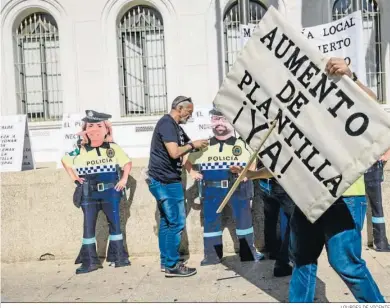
[216, 119, 278, 214]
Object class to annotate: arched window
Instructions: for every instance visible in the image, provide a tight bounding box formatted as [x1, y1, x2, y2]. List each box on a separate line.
[333, 0, 384, 101]
[14, 13, 62, 121]
[117, 5, 167, 117]
[223, 0, 267, 72]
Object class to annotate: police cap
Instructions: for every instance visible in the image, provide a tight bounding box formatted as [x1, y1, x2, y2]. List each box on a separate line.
[82, 110, 112, 123]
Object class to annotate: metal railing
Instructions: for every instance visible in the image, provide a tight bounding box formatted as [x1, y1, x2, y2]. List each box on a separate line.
[333, 0, 385, 102]
[14, 13, 62, 122]
[117, 5, 168, 117]
[223, 0, 267, 73]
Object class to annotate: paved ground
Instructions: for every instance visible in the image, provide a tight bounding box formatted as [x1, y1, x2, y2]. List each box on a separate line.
[2, 249, 390, 303]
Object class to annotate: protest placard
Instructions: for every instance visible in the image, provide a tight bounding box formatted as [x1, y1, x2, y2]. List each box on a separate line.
[213, 6, 390, 223]
[240, 23, 258, 48]
[0, 115, 35, 172]
[181, 107, 214, 140]
[57, 113, 83, 168]
[302, 11, 366, 85]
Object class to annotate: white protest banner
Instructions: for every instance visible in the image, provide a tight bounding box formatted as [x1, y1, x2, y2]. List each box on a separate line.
[181, 107, 214, 140]
[213, 6, 390, 223]
[57, 113, 83, 168]
[0, 115, 35, 172]
[240, 23, 257, 48]
[302, 11, 366, 85]
[381, 104, 390, 114]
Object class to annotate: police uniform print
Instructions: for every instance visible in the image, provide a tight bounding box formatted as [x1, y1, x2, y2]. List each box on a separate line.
[188, 136, 258, 262]
[62, 142, 131, 268]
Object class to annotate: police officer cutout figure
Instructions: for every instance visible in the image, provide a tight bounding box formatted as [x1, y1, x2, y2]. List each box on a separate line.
[186, 109, 264, 265]
[62, 110, 132, 274]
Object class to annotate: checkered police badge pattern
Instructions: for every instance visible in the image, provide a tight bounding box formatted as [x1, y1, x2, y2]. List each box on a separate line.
[200, 161, 246, 170]
[76, 165, 117, 175]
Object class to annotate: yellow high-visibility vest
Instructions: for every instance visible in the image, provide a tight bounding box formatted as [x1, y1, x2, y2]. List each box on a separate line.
[342, 176, 365, 196]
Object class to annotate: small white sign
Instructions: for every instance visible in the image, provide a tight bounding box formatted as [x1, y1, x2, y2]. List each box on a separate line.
[181, 107, 214, 140]
[0, 115, 35, 172]
[302, 10, 367, 85]
[57, 113, 83, 168]
[240, 23, 258, 48]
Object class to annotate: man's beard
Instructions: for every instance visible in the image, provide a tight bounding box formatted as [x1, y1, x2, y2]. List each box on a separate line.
[213, 125, 230, 136]
[179, 117, 189, 124]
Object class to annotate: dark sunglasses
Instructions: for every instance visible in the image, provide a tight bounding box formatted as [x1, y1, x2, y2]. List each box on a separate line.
[174, 97, 192, 108]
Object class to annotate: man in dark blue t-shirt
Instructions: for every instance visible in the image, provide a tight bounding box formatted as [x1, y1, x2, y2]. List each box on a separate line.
[147, 95, 208, 278]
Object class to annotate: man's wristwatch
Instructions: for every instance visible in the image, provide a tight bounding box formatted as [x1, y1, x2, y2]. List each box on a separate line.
[188, 142, 195, 150]
[351, 72, 358, 82]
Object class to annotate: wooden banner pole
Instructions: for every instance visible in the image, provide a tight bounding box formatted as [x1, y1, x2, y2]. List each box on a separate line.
[216, 119, 278, 214]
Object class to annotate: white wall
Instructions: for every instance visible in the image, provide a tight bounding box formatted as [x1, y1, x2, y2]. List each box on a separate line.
[1, 0, 389, 163]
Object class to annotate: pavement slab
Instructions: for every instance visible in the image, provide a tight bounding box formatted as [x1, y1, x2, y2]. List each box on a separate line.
[1, 250, 389, 303]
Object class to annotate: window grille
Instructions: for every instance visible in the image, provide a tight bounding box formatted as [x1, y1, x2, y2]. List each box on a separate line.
[14, 13, 62, 121]
[333, 0, 384, 101]
[118, 5, 168, 117]
[223, 1, 267, 73]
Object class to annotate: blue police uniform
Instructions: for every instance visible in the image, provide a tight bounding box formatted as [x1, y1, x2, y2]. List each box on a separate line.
[62, 111, 131, 274]
[188, 136, 260, 264]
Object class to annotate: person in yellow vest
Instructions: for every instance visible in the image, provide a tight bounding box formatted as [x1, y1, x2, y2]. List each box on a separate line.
[62, 110, 132, 274]
[186, 108, 264, 265]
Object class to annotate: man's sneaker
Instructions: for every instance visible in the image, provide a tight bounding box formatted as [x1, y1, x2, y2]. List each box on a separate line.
[254, 251, 265, 262]
[165, 263, 197, 278]
[161, 259, 187, 272]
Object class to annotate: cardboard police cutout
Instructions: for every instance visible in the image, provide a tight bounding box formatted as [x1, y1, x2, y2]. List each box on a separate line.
[61, 110, 132, 274]
[187, 108, 264, 265]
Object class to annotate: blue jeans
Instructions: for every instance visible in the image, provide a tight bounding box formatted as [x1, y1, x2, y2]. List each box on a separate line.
[148, 177, 186, 268]
[289, 196, 384, 303]
[259, 179, 295, 264]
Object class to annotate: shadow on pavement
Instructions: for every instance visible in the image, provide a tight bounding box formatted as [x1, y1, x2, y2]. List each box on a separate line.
[221, 255, 329, 303]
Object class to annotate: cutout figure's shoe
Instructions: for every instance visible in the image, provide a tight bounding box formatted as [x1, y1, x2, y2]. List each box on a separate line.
[75, 263, 103, 274]
[109, 260, 131, 268]
[374, 242, 390, 252]
[200, 257, 221, 266]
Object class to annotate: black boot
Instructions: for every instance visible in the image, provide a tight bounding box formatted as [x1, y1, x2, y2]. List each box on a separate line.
[273, 261, 293, 277]
[373, 223, 390, 252]
[76, 263, 103, 274]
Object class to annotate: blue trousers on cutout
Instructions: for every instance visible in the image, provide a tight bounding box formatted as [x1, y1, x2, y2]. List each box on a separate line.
[76, 185, 129, 267]
[148, 177, 186, 268]
[203, 190, 257, 261]
[289, 196, 384, 303]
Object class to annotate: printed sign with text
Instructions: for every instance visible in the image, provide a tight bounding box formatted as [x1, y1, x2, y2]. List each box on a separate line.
[57, 113, 83, 168]
[181, 107, 214, 140]
[240, 23, 258, 48]
[0, 115, 35, 172]
[302, 10, 366, 85]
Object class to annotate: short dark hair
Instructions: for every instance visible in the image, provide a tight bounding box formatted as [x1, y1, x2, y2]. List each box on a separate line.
[171, 96, 193, 109]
